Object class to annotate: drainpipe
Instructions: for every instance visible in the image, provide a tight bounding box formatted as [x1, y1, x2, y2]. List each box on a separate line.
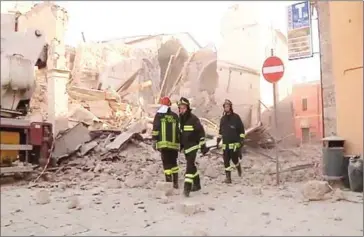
[317, 84, 321, 139]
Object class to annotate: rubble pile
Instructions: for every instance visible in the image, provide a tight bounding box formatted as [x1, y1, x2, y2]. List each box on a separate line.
[22, 17, 320, 187]
[44, 122, 322, 190]
[71, 42, 133, 89]
[244, 122, 275, 149]
[66, 86, 142, 130]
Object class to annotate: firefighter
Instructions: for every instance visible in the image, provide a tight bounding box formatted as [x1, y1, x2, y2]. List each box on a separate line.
[178, 97, 208, 197]
[152, 96, 180, 189]
[216, 99, 245, 184]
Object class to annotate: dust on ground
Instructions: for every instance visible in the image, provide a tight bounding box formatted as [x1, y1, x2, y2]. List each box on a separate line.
[1, 181, 363, 236]
[1, 144, 363, 236]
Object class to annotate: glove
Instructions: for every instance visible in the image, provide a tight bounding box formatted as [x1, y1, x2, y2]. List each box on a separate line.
[200, 144, 209, 155]
[152, 141, 157, 151]
[216, 137, 222, 147]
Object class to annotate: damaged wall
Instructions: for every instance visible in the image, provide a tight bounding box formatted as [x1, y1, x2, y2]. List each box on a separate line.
[17, 2, 68, 45]
[177, 49, 218, 98]
[16, 2, 69, 119]
[17, 2, 70, 135]
[72, 33, 216, 107]
[158, 39, 189, 98]
[72, 42, 133, 89]
[65, 45, 76, 71]
[215, 61, 260, 127]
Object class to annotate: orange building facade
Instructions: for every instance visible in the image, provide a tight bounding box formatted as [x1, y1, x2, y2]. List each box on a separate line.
[292, 81, 323, 143]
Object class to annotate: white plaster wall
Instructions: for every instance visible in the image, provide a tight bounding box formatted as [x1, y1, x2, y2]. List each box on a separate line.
[216, 66, 260, 126]
[219, 3, 292, 111]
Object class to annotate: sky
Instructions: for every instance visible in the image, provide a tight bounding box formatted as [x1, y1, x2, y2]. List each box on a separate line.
[1, 1, 320, 81]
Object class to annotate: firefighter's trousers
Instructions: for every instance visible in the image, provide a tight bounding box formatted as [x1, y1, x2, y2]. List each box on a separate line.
[184, 150, 201, 188]
[160, 149, 179, 176]
[223, 148, 240, 171]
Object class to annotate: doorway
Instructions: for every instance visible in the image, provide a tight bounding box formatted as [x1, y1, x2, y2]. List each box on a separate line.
[301, 127, 310, 144]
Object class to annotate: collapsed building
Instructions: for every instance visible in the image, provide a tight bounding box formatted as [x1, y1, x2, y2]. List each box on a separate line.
[0, 1, 330, 192]
[2, 1, 276, 144]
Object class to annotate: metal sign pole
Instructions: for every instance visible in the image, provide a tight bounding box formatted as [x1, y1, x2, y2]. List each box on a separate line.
[271, 48, 280, 186]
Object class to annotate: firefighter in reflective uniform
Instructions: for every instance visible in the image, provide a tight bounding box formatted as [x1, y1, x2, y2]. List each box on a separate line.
[152, 97, 180, 189]
[217, 99, 245, 184]
[178, 97, 208, 197]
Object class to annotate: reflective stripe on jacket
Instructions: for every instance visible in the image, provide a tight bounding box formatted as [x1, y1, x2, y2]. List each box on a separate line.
[152, 110, 180, 150]
[218, 112, 245, 150]
[179, 112, 206, 154]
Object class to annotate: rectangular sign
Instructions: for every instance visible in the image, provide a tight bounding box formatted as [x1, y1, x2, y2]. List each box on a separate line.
[287, 1, 313, 60]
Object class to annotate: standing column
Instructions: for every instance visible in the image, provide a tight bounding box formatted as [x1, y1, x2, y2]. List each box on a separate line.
[47, 68, 70, 136]
[46, 3, 70, 136]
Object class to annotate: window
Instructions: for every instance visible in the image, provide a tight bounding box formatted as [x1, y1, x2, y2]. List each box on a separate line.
[302, 98, 308, 111]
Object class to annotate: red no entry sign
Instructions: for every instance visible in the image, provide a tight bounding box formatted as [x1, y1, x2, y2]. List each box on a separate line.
[262, 56, 285, 83]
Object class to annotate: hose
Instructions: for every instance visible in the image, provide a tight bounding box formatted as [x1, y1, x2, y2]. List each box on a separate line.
[31, 140, 55, 183]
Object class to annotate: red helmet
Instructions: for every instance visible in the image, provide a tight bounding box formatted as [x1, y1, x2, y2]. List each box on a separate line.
[160, 96, 171, 106]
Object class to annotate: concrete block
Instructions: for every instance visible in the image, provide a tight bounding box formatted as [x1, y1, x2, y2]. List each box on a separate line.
[176, 201, 205, 215]
[155, 181, 174, 196]
[35, 190, 50, 205]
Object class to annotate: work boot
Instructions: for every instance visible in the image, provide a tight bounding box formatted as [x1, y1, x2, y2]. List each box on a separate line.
[191, 174, 201, 192]
[172, 173, 179, 189]
[165, 174, 172, 182]
[224, 171, 232, 184]
[236, 163, 242, 177]
[183, 182, 192, 197]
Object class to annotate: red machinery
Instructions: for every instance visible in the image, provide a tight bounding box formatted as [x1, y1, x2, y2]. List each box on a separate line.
[0, 13, 51, 176]
[0, 119, 53, 176]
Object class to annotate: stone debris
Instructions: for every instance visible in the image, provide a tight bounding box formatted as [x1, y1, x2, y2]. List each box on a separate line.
[155, 181, 174, 197]
[302, 180, 331, 201]
[35, 190, 50, 205]
[28, 136, 323, 193]
[176, 201, 205, 215]
[52, 123, 92, 160]
[18, 1, 323, 196]
[80, 141, 99, 157]
[67, 195, 81, 209]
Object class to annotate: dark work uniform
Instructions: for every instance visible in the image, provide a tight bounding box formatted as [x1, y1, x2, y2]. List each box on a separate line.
[218, 112, 245, 179]
[152, 108, 180, 186]
[179, 110, 206, 194]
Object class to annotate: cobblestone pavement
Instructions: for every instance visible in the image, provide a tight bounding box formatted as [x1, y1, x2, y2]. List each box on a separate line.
[1, 182, 363, 236]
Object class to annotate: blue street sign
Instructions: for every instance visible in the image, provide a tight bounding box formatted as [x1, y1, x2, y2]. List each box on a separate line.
[290, 1, 310, 29]
[287, 1, 313, 60]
